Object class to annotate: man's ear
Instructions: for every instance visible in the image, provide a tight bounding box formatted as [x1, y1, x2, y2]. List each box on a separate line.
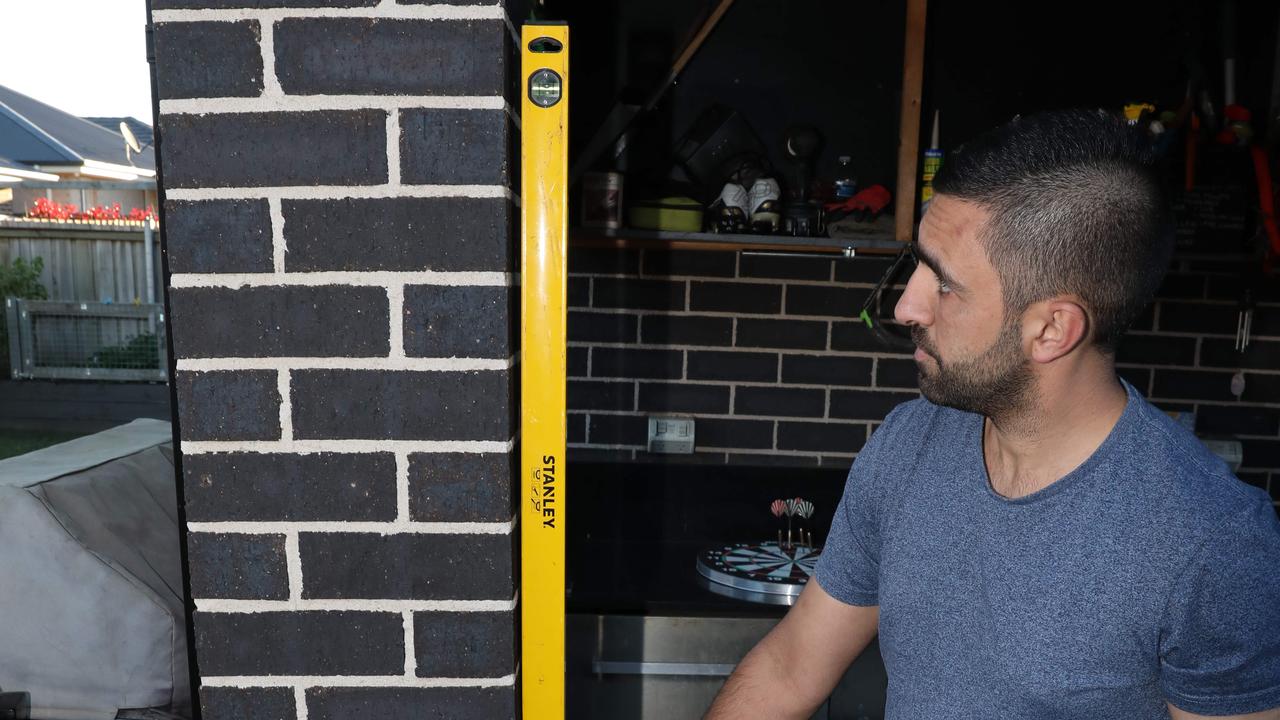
[1025, 298, 1090, 364]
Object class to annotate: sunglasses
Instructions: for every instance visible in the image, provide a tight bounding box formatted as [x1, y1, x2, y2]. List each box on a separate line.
[858, 243, 918, 328]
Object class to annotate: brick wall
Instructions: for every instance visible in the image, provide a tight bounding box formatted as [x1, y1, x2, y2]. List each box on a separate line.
[151, 1, 520, 718]
[565, 247, 1280, 504]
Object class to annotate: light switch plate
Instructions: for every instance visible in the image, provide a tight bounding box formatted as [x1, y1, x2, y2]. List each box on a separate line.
[647, 415, 695, 454]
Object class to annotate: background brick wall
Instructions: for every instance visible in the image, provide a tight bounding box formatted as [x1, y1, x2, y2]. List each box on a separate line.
[151, 1, 521, 717]
[565, 247, 1280, 505]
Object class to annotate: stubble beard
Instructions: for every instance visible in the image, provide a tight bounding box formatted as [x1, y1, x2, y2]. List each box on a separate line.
[910, 319, 1035, 421]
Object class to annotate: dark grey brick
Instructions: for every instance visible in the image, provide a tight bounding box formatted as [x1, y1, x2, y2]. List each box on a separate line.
[833, 256, 896, 283]
[568, 311, 637, 343]
[183, 452, 397, 521]
[786, 285, 862, 318]
[591, 347, 682, 379]
[160, 111, 387, 188]
[404, 285, 510, 358]
[569, 248, 640, 275]
[1196, 405, 1280, 436]
[1116, 367, 1152, 395]
[875, 358, 919, 389]
[1132, 303, 1156, 332]
[831, 320, 904, 352]
[1156, 274, 1206, 300]
[170, 285, 389, 358]
[200, 687, 294, 720]
[830, 390, 918, 421]
[736, 318, 827, 350]
[594, 278, 685, 310]
[300, 533, 513, 599]
[414, 611, 513, 676]
[727, 453, 819, 467]
[1200, 338, 1280, 372]
[409, 452, 512, 522]
[736, 386, 824, 417]
[640, 315, 732, 345]
[588, 413, 646, 445]
[401, 109, 511, 185]
[155, 0, 375, 6]
[697, 418, 774, 449]
[567, 277, 590, 307]
[163, 199, 272, 273]
[1115, 334, 1197, 366]
[781, 355, 873, 386]
[568, 413, 587, 442]
[187, 533, 288, 600]
[777, 421, 866, 453]
[282, 197, 510, 272]
[1157, 302, 1236, 335]
[567, 346, 588, 376]
[154, 21, 262, 99]
[291, 370, 511, 440]
[276, 18, 504, 96]
[740, 254, 832, 280]
[637, 383, 729, 414]
[1151, 369, 1238, 402]
[568, 447, 636, 463]
[687, 350, 777, 382]
[1241, 439, 1280, 469]
[690, 281, 781, 314]
[175, 370, 280, 441]
[195, 611, 402, 676]
[307, 688, 514, 720]
[642, 250, 736, 277]
[568, 380, 634, 411]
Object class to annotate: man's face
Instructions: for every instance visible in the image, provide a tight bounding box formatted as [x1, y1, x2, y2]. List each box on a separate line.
[893, 195, 1034, 418]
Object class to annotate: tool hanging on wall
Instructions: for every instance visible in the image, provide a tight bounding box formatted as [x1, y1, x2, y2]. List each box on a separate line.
[569, 0, 738, 185]
[521, 22, 569, 720]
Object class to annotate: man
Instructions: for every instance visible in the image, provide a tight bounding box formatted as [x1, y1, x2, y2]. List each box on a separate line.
[706, 110, 1280, 720]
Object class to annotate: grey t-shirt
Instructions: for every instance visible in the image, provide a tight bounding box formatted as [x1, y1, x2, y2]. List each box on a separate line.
[815, 381, 1280, 718]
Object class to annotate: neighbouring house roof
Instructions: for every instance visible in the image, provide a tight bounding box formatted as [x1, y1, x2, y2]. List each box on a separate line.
[0, 154, 60, 182]
[0, 85, 155, 173]
[84, 117, 154, 149]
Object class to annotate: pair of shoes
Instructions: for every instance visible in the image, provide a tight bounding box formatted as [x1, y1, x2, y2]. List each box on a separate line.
[710, 178, 780, 234]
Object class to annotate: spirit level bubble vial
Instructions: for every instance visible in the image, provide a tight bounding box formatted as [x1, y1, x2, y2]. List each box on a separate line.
[521, 22, 568, 720]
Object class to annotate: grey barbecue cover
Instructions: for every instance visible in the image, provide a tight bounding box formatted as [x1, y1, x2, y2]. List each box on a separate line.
[0, 419, 191, 719]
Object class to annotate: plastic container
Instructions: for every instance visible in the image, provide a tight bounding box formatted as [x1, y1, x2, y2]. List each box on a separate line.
[834, 156, 858, 199]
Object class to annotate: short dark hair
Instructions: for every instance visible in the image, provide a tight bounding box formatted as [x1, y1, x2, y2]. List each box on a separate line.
[932, 109, 1174, 351]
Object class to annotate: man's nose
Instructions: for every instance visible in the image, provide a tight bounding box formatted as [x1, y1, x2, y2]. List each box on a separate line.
[894, 268, 933, 328]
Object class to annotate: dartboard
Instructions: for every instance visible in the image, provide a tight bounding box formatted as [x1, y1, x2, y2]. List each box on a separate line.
[696, 541, 822, 605]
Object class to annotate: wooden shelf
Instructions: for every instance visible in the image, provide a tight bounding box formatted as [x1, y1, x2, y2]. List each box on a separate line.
[570, 222, 904, 256]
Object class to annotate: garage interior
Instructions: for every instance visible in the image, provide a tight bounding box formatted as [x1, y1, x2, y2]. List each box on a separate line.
[539, 1, 1280, 717]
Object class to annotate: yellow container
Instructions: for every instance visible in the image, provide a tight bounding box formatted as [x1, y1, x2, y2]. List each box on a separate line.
[629, 196, 704, 232]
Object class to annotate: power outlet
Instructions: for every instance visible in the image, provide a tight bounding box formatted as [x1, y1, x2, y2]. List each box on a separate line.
[647, 416, 695, 454]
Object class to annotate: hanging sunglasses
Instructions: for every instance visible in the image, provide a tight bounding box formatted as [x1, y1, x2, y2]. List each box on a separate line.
[857, 243, 917, 351]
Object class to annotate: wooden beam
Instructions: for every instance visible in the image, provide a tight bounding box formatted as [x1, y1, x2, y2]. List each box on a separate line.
[894, 0, 929, 243]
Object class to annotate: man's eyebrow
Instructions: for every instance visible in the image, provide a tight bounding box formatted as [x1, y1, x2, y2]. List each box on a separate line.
[911, 241, 964, 292]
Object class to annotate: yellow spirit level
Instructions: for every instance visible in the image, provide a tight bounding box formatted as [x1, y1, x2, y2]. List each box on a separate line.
[520, 21, 568, 720]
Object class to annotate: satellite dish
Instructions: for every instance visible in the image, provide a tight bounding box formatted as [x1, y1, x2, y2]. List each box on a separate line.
[120, 122, 142, 153]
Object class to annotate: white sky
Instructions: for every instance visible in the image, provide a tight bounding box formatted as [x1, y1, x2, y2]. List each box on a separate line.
[2, 0, 154, 125]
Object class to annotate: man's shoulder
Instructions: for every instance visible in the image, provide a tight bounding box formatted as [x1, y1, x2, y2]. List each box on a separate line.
[1117, 393, 1271, 533]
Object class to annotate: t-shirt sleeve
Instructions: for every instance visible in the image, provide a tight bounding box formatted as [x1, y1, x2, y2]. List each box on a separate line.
[814, 401, 917, 606]
[1159, 498, 1280, 715]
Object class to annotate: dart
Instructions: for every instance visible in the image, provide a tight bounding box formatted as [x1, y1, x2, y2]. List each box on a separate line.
[770, 499, 787, 518]
[794, 499, 814, 520]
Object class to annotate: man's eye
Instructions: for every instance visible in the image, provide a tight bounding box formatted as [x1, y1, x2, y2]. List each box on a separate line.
[937, 278, 953, 295]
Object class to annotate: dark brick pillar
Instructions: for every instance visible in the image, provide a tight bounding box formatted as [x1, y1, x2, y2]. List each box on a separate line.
[150, 2, 519, 718]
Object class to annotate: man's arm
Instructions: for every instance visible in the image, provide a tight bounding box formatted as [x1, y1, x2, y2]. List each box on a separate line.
[704, 580, 879, 719]
[1169, 704, 1280, 720]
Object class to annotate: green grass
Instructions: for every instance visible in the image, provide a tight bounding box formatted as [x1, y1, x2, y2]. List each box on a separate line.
[0, 430, 85, 461]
